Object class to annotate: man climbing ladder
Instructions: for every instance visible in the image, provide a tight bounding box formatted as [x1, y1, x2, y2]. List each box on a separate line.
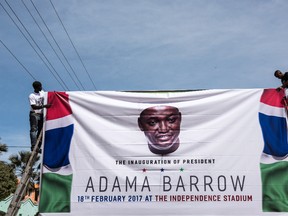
[29, 81, 51, 152]
[6, 81, 52, 216]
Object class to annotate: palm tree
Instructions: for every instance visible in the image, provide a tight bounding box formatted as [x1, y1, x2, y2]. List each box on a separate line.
[0, 141, 17, 201]
[0, 140, 8, 157]
[0, 138, 8, 169]
[9, 151, 40, 196]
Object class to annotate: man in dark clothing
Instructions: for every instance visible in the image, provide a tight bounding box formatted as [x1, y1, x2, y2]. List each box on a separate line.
[274, 70, 288, 91]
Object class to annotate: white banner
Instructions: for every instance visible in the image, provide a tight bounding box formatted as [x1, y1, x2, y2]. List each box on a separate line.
[39, 89, 288, 216]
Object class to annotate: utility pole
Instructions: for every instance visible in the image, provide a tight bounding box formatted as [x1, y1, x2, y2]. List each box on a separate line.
[5, 129, 43, 216]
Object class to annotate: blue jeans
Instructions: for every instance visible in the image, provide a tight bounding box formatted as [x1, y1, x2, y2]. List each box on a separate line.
[29, 112, 43, 151]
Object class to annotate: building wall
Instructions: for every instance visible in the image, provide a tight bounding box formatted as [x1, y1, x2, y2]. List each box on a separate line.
[0, 195, 38, 216]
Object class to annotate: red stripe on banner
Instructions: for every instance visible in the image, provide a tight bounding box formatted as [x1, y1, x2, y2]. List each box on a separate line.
[46, 92, 72, 120]
[260, 88, 285, 108]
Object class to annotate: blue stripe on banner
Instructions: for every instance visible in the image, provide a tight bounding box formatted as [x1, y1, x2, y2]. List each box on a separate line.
[259, 113, 288, 157]
[44, 124, 74, 168]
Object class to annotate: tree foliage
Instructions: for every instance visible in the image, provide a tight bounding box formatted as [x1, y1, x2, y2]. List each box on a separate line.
[0, 143, 7, 154]
[0, 142, 40, 202]
[0, 141, 8, 156]
[9, 151, 40, 192]
[0, 161, 17, 201]
[0, 141, 17, 201]
[9, 151, 40, 177]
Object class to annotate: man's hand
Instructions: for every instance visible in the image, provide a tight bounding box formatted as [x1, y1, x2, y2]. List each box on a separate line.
[44, 104, 52, 108]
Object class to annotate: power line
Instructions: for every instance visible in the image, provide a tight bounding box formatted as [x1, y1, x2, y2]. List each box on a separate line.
[6, 146, 30, 148]
[1, 0, 69, 90]
[0, 39, 37, 81]
[29, 0, 86, 91]
[49, 0, 97, 90]
[4, 0, 70, 90]
[21, 0, 82, 90]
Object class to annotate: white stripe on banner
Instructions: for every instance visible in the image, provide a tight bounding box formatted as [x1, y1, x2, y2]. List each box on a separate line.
[260, 152, 288, 164]
[43, 164, 73, 175]
[45, 115, 73, 131]
[259, 102, 286, 118]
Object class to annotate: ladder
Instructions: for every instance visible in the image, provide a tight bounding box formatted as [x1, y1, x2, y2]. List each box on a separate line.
[5, 129, 43, 216]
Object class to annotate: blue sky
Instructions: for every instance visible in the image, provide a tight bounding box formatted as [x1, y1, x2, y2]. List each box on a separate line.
[0, 0, 287, 161]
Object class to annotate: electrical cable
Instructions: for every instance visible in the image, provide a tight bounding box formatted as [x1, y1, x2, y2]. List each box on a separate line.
[1, 0, 69, 90]
[4, 0, 69, 90]
[5, 146, 30, 148]
[49, 0, 97, 90]
[29, 0, 86, 91]
[0, 39, 37, 81]
[21, 0, 82, 90]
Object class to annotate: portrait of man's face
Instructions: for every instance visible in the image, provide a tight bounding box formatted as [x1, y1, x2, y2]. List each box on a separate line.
[138, 106, 182, 155]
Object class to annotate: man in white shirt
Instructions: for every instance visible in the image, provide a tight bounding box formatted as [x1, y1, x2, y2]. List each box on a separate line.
[29, 81, 51, 152]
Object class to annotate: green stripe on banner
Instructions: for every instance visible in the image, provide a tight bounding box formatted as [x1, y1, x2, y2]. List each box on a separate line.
[39, 173, 73, 213]
[261, 161, 288, 212]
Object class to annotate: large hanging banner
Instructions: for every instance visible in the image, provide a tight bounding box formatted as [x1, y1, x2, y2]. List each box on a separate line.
[38, 89, 288, 216]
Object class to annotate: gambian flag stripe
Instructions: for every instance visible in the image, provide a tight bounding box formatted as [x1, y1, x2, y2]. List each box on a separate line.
[259, 113, 288, 157]
[44, 124, 73, 169]
[39, 92, 73, 213]
[42, 164, 72, 175]
[45, 115, 73, 131]
[259, 89, 288, 212]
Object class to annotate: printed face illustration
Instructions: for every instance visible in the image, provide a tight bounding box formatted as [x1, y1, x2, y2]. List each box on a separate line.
[138, 106, 182, 155]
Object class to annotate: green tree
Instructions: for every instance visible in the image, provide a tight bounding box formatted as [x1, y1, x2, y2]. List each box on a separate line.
[0, 139, 8, 157]
[0, 143, 7, 154]
[0, 161, 17, 200]
[0, 140, 17, 201]
[9, 151, 40, 191]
